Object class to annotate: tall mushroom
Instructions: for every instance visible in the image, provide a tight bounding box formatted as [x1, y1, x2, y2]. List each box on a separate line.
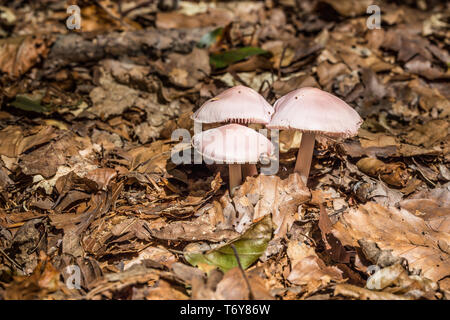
[192, 124, 274, 192]
[267, 87, 363, 185]
[192, 85, 274, 178]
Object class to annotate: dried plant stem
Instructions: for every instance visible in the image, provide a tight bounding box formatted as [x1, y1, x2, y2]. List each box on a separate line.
[294, 132, 315, 185]
[230, 244, 254, 300]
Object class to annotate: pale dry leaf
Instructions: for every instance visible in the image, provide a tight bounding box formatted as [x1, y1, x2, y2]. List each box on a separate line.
[333, 202, 450, 284]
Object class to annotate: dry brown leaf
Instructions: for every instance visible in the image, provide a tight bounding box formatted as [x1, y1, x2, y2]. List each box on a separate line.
[333, 202, 450, 284]
[334, 283, 411, 300]
[287, 255, 344, 286]
[0, 125, 57, 158]
[4, 252, 65, 300]
[356, 157, 410, 187]
[234, 173, 310, 237]
[0, 35, 49, 78]
[404, 120, 449, 148]
[320, 0, 373, 17]
[286, 241, 343, 294]
[85, 168, 117, 190]
[317, 61, 350, 87]
[146, 279, 189, 300]
[399, 187, 450, 233]
[215, 267, 274, 300]
[150, 214, 239, 242]
[367, 262, 438, 299]
[153, 48, 211, 88]
[319, 203, 354, 263]
[156, 9, 233, 29]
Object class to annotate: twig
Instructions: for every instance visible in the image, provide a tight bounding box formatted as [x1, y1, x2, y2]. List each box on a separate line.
[0, 248, 24, 272]
[121, 0, 156, 17]
[166, 248, 185, 255]
[258, 79, 271, 95]
[278, 46, 288, 79]
[227, 71, 248, 87]
[27, 230, 46, 255]
[230, 244, 254, 300]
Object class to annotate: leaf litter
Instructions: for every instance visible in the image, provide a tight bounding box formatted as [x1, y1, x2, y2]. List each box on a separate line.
[0, 0, 449, 301]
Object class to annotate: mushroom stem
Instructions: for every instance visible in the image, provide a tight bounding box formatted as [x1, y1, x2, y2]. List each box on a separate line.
[294, 132, 315, 185]
[242, 164, 258, 180]
[228, 164, 242, 193]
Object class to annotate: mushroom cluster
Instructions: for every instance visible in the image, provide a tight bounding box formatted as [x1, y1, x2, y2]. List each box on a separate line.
[192, 86, 275, 192]
[192, 85, 362, 191]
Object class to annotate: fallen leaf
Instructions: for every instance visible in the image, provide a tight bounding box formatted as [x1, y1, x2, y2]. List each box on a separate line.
[184, 214, 272, 272]
[215, 267, 273, 300]
[0, 35, 49, 78]
[156, 9, 233, 29]
[404, 120, 449, 148]
[210, 47, 269, 69]
[356, 157, 410, 187]
[366, 262, 438, 299]
[154, 47, 211, 88]
[333, 202, 450, 284]
[286, 241, 343, 294]
[319, 0, 373, 17]
[334, 283, 411, 300]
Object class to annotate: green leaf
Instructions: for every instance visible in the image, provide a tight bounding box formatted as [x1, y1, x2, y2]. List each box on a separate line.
[184, 215, 272, 273]
[210, 47, 269, 69]
[11, 92, 52, 114]
[197, 27, 223, 49]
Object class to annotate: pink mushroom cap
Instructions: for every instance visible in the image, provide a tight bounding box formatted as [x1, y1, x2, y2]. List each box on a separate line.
[192, 85, 274, 124]
[192, 124, 274, 164]
[267, 87, 363, 138]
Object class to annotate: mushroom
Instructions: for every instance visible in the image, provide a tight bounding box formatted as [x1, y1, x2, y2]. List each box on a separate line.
[192, 124, 274, 192]
[192, 85, 274, 178]
[267, 87, 363, 185]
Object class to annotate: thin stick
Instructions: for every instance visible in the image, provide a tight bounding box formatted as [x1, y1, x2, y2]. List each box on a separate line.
[228, 164, 242, 193]
[0, 248, 23, 271]
[294, 132, 315, 185]
[121, 0, 155, 17]
[230, 244, 254, 300]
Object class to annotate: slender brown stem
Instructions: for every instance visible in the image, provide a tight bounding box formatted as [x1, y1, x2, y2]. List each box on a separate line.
[229, 164, 242, 193]
[242, 164, 258, 180]
[231, 244, 254, 300]
[294, 132, 315, 185]
[0, 248, 23, 271]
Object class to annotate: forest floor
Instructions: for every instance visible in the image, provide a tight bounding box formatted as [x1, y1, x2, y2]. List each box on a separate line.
[0, 0, 449, 300]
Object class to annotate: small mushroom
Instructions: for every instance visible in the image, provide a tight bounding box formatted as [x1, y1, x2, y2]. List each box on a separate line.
[192, 124, 274, 193]
[267, 87, 363, 185]
[192, 85, 274, 124]
[192, 85, 274, 178]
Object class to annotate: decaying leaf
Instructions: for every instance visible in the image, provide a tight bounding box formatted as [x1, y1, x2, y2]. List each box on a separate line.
[0, 35, 50, 78]
[319, 0, 374, 17]
[334, 283, 411, 300]
[184, 214, 272, 272]
[333, 202, 450, 286]
[210, 47, 269, 69]
[0, 0, 448, 301]
[366, 262, 438, 299]
[286, 241, 343, 295]
[214, 267, 273, 300]
[356, 157, 410, 187]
